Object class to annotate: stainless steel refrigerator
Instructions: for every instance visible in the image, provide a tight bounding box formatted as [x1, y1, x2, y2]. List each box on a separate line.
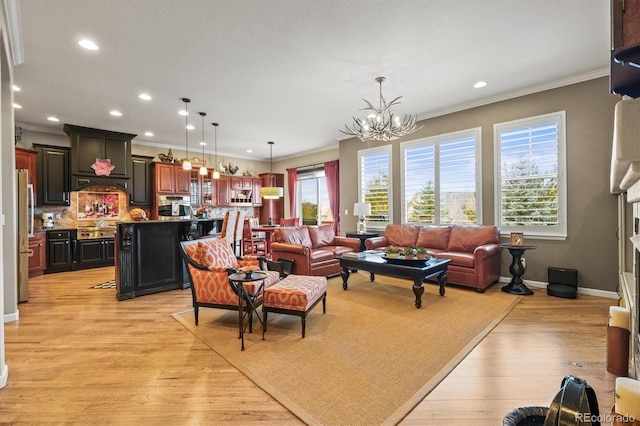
[17, 169, 33, 302]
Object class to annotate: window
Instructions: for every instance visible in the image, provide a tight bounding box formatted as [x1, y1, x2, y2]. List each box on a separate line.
[401, 128, 481, 224]
[358, 145, 392, 228]
[297, 168, 333, 226]
[494, 111, 566, 239]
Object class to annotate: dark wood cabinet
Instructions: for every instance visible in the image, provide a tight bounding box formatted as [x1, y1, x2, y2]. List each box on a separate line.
[189, 169, 216, 206]
[75, 238, 114, 269]
[46, 230, 75, 273]
[16, 147, 37, 205]
[65, 124, 134, 180]
[611, 0, 640, 97]
[28, 231, 46, 278]
[153, 162, 190, 195]
[34, 145, 70, 206]
[252, 178, 262, 206]
[217, 176, 231, 206]
[259, 173, 284, 225]
[130, 155, 153, 206]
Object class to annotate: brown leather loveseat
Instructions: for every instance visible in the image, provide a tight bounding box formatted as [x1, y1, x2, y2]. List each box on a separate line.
[365, 224, 501, 292]
[270, 225, 360, 277]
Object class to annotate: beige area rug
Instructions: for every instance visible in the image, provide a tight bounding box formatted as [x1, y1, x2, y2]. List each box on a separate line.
[172, 272, 521, 426]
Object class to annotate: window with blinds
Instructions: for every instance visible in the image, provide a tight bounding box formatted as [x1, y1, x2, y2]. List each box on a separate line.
[401, 128, 481, 224]
[494, 111, 566, 238]
[358, 145, 392, 226]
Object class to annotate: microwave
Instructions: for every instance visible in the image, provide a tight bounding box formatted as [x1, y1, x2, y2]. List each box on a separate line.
[157, 195, 192, 220]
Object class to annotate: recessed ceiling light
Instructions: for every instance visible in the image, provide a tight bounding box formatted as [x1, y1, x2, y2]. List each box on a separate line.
[474, 81, 487, 88]
[78, 39, 99, 50]
[47, 116, 60, 122]
[13, 103, 22, 109]
[138, 93, 152, 101]
[186, 124, 195, 130]
[12, 85, 20, 92]
[179, 109, 188, 116]
[110, 110, 122, 117]
[144, 131, 154, 137]
[246, 149, 253, 153]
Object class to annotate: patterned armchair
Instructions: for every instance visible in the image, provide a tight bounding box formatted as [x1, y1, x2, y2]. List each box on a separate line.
[179, 236, 280, 326]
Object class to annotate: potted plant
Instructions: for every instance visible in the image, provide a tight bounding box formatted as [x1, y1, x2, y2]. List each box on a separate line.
[403, 247, 415, 259]
[386, 245, 399, 258]
[416, 247, 428, 259]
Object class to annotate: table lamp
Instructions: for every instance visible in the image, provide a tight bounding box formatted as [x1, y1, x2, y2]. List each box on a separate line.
[353, 202, 371, 234]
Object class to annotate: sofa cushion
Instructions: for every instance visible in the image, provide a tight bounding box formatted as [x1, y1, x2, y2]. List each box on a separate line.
[416, 226, 451, 250]
[310, 249, 335, 262]
[384, 224, 420, 248]
[273, 226, 313, 247]
[447, 225, 499, 253]
[435, 251, 474, 268]
[197, 238, 238, 269]
[308, 224, 335, 248]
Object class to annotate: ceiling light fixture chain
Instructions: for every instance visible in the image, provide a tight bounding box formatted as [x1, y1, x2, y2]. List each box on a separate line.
[340, 76, 421, 142]
[181, 97, 192, 170]
[199, 112, 207, 176]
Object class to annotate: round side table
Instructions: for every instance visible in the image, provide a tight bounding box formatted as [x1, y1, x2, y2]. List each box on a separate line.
[500, 245, 535, 295]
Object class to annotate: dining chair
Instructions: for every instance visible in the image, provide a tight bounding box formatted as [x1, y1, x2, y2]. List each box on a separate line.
[243, 218, 266, 256]
[280, 217, 300, 226]
[233, 211, 246, 256]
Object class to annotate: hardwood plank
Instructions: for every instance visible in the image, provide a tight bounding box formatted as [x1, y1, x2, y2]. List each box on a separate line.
[2, 269, 620, 425]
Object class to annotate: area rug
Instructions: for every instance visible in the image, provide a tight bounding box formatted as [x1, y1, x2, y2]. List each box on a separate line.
[89, 280, 116, 289]
[172, 273, 521, 425]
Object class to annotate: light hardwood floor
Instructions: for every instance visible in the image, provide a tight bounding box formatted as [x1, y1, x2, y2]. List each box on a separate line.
[2, 267, 619, 425]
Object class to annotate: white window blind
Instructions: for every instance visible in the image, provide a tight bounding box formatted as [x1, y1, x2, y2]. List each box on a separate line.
[494, 111, 566, 238]
[401, 128, 480, 224]
[358, 146, 392, 226]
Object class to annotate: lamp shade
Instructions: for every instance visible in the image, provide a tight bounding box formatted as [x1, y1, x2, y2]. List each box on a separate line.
[260, 186, 283, 199]
[353, 202, 371, 216]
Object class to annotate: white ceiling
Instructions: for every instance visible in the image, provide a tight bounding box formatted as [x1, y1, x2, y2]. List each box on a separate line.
[13, 0, 611, 162]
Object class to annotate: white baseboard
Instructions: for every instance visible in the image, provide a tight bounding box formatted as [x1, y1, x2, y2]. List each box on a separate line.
[498, 276, 619, 300]
[3, 310, 18, 323]
[0, 363, 7, 389]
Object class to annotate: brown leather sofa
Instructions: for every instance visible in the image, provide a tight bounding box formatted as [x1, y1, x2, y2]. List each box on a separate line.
[270, 225, 361, 277]
[365, 224, 501, 292]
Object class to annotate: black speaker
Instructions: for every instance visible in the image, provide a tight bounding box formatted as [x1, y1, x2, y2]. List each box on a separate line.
[547, 267, 578, 299]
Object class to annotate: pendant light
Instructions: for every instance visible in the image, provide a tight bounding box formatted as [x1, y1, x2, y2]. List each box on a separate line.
[211, 122, 220, 179]
[259, 141, 283, 199]
[198, 112, 207, 175]
[181, 97, 192, 170]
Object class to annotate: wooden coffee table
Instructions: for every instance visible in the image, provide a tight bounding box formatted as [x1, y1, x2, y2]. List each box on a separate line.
[338, 252, 451, 309]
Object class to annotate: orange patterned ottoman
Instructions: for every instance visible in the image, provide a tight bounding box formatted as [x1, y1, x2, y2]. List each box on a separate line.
[262, 275, 327, 338]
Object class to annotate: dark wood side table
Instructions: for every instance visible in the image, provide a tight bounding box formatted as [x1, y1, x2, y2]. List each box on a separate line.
[345, 231, 380, 252]
[500, 245, 535, 296]
[228, 271, 268, 350]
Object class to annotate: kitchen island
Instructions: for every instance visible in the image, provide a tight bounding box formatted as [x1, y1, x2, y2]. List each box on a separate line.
[115, 218, 221, 300]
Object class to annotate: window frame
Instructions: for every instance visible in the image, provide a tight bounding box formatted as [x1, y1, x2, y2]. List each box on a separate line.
[357, 145, 392, 230]
[400, 127, 482, 225]
[493, 111, 567, 240]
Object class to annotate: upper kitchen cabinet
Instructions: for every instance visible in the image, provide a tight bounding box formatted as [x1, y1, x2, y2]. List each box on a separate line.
[130, 155, 154, 206]
[64, 124, 135, 191]
[152, 162, 190, 195]
[33, 144, 70, 206]
[611, 0, 640, 97]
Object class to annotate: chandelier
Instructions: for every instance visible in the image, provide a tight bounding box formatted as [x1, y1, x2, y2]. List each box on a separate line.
[341, 76, 421, 142]
[259, 141, 283, 199]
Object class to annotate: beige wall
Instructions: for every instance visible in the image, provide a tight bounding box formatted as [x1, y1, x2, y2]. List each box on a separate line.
[340, 77, 620, 291]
